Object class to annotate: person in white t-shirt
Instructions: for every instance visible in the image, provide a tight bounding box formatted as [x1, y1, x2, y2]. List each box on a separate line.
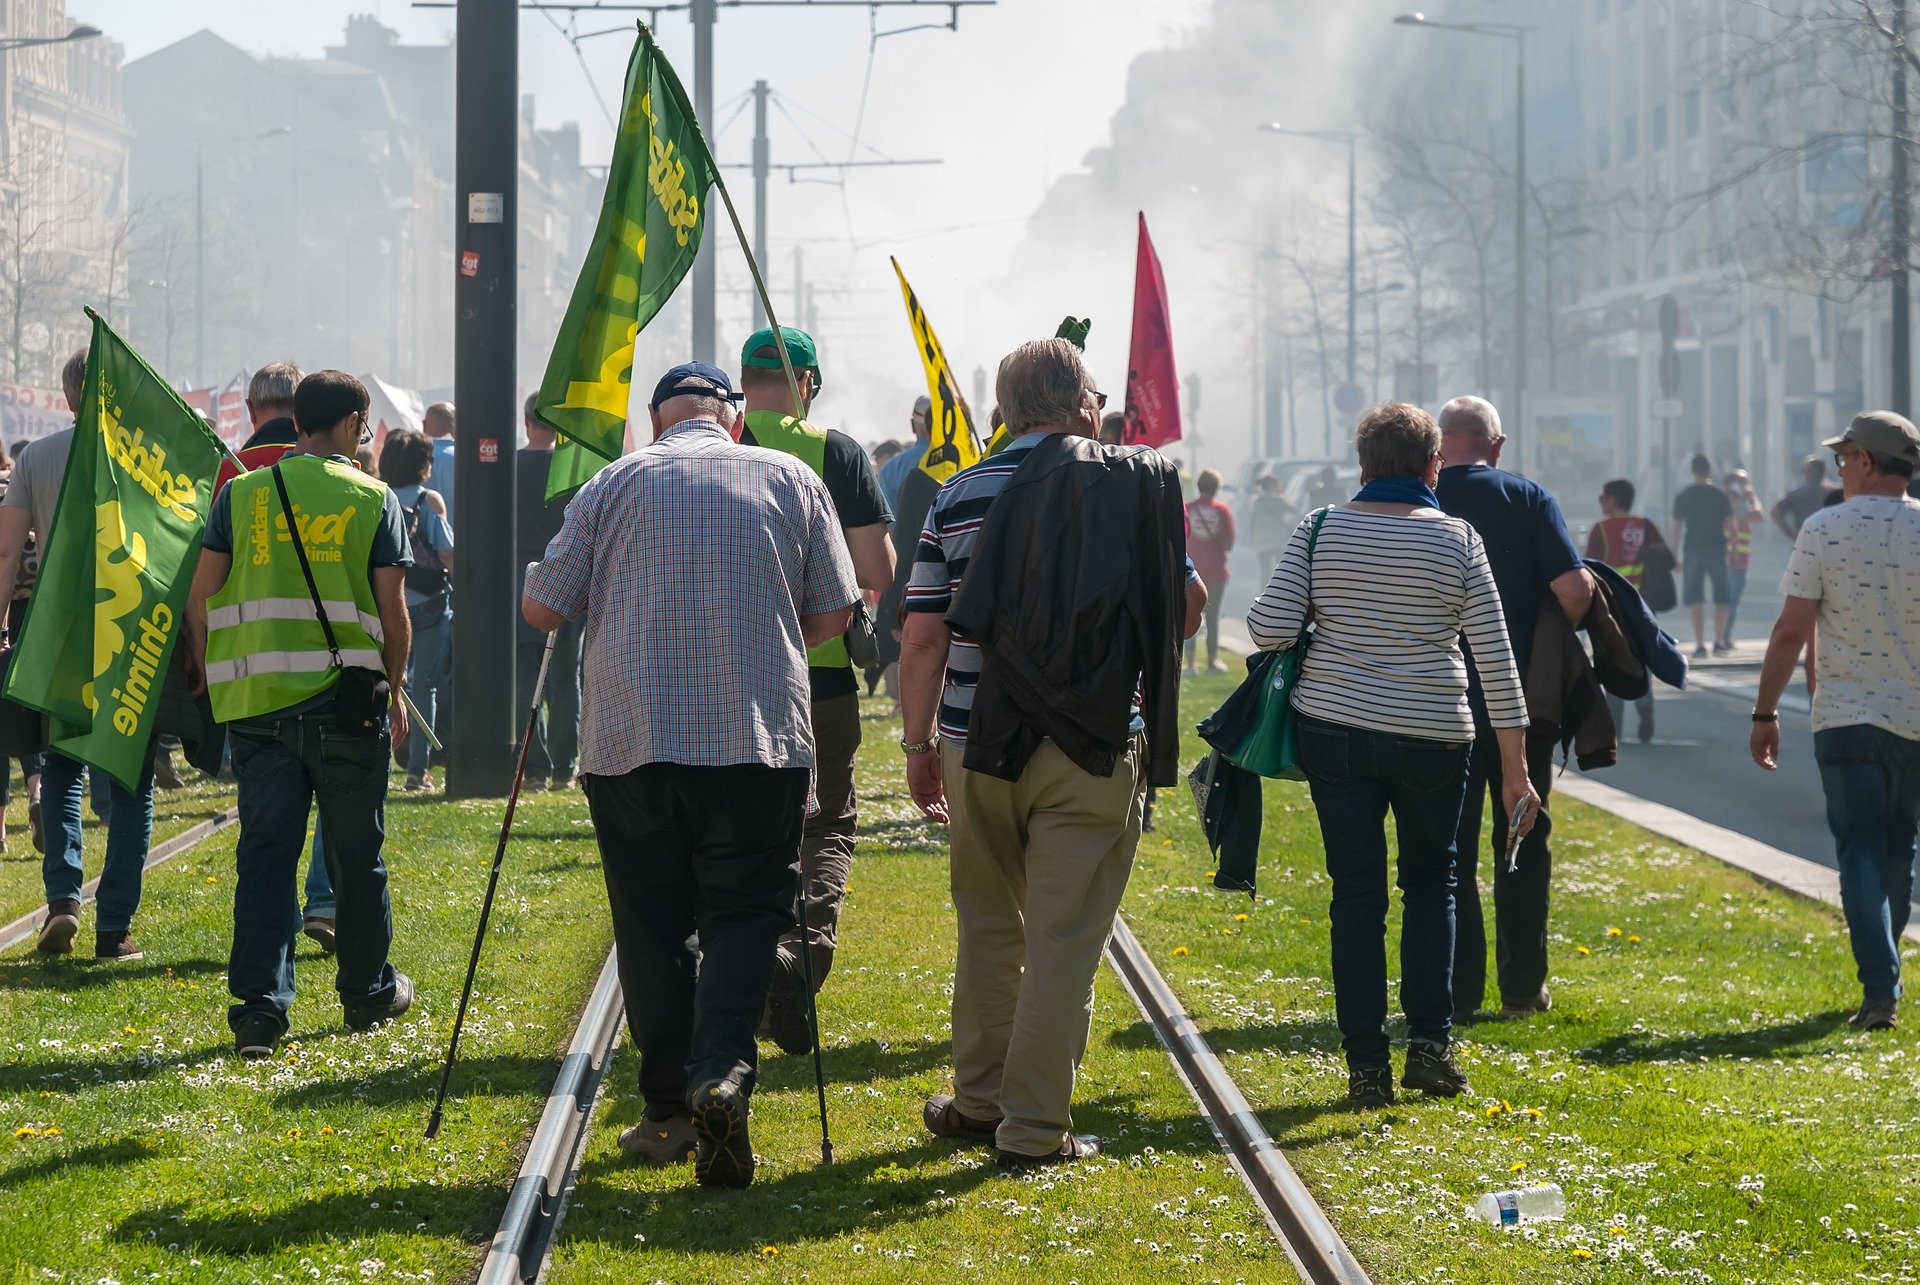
[1751, 411, 1920, 1032]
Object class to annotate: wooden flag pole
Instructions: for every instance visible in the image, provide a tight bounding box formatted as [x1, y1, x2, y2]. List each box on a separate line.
[710, 176, 809, 419]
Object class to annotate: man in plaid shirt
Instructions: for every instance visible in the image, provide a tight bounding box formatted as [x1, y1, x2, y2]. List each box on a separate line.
[523, 362, 858, 1190]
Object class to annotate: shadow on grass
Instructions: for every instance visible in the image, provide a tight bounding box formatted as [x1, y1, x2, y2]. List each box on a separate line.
[112, 1180, 508, 1258]
[777, 1038, 949, 1087]
[271, 1053, 567, 1110]
[0, 955, 226, 993]
[1107, 1014, 1348, 1056]
[1575, 1010, 1853, 1065]
[0, 1136, 166, 1190]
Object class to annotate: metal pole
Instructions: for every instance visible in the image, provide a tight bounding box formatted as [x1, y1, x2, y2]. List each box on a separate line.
[195, 141, 204, 388]
[751, 79, 770, 330]
[690, 0, 717, 362]
[449, 0, 520, 797]
[1894, 0, 1912, 418]
[1514, 31, 1529, 470]
[1346, 135, 1358, 388]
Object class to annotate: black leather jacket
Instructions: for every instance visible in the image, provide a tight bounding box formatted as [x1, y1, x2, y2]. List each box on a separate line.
[946, 433, 1188, 787]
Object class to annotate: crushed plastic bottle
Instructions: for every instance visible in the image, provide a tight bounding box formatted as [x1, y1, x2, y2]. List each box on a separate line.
[1469, 1183, 1566, 1227]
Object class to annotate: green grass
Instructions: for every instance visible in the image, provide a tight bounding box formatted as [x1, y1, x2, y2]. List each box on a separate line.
[547, 699, 1277, 1283]
[1122, 672, 1920, 1283]
[0, 759, 239, 927]
[0, 783, 613, 1281]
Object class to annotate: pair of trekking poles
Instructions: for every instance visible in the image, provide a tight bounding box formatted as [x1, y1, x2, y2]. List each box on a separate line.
[425, 630, 836, 1165]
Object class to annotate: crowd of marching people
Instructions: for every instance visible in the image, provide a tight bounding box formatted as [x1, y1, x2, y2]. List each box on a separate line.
[4, 318, 1916, 1193]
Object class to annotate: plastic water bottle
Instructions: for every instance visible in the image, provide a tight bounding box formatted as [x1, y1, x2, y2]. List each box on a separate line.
[1469, 1183, 1566, 1227]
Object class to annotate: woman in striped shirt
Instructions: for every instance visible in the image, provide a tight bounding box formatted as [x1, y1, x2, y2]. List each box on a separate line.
[1247, 402, 1539, 1110]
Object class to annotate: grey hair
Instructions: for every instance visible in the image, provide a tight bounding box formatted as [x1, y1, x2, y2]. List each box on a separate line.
[659, 392, 736, 427]
[996, 338, 1094, 433]
[1355, 402, 1442, 483]
[1868, 448, 1917, 479]
[249, 362, 303, 410]
[1438, 395, 1502, 439]
[60, 349, 87, 409]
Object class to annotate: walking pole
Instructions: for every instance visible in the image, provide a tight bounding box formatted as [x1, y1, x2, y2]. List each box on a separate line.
[792, 885, 834, 1165]
[425, 629, 557, 1140]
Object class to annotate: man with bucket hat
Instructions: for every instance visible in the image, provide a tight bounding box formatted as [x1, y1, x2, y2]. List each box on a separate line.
[1751, 410, 1920, 1031]
[736, 325, 895, 1056]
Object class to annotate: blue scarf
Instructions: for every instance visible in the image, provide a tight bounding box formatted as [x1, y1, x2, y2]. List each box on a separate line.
[1353, 476, 1440, 508]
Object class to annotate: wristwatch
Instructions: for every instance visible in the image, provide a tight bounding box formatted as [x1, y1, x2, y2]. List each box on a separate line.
[900, 735, 939, 757]
[1751, 709, 1779, 723]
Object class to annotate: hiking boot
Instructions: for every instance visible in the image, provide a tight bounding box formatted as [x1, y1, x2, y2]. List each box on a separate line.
[154, 749, 186, 791]
[234, 1014, 284, 1061]
[691, 1081, 755, 1189]
[94, 931, 144, 962]
[28, 800, 43, 853]
[763, 953, 815, 1057]
[344, 972, 414, 1032]
[997, 1134, 1101, 1169]
[923, 1094, 1002, 1144]
[1347, 1064, 1396, 1109]
[34, 898, 80, 955]
[1498, 986, 1552, 1020]
[1401, 1042, 1471, 1097]
[1849, 998, 1898, 1031]
[303, 917, 338, 954]
[619, 1114, 697, 1165]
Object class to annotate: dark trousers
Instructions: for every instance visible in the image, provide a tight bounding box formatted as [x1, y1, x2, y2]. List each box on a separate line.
[1452, 730, 1559, 1012]
[780, 692, 860, 987]
[582, 762, 807, 1119]
[227, 713, 398, 1033]
[1296, 713, 1471, 1067]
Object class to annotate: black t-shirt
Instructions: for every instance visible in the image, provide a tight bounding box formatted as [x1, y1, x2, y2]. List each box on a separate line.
[741, 422, 893, 700]
[516, 450, 571, 565]
[1672, 482, 1732, 554]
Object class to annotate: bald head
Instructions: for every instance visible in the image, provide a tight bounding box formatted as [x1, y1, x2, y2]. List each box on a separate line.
[424, 402, 455, 439]
[1438, 395, 1504, 466]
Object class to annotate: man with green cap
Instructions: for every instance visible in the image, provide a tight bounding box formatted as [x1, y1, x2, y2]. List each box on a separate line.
[738, 325, 896, 1054]
[1752, 410, 1920, 1032]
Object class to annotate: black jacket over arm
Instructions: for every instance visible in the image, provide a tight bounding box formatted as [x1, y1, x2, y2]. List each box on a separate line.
[945, 433, 1188, 788]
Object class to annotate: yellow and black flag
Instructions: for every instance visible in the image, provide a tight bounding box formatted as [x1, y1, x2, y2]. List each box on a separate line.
[891, 257, 980, 484]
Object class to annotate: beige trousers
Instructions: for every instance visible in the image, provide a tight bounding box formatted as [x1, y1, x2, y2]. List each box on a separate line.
[944, 734, 1147, 1156]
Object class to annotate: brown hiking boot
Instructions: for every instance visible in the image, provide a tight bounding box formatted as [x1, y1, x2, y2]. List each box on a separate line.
[35, 899, 80, 955]
[619, 1114, 697, 1165]
[923, 1094, 1001, 1143]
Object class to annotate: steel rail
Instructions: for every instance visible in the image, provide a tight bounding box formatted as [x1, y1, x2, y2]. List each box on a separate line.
[1105, 914, 1373, 1285]
[476, 946, 625, 1285]
[0, 804, 241, 955]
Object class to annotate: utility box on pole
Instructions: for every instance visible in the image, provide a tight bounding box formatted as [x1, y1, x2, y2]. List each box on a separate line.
[449, 0, 519, 797]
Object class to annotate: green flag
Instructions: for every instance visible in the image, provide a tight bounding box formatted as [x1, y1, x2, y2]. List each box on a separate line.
[3, 311, 227, 791]
[538, 23, 718, 500]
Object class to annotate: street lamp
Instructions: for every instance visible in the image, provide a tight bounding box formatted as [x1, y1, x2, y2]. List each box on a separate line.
[1394, 13, 1534, 454]
[0, 26, 101, 52]
[1257, 123, 1359, 396]
[196, 126, 292, 387]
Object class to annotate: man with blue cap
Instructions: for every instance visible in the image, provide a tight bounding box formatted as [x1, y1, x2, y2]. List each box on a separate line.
[523, 361, 859, 1188]
[736, 325, 895, 1057]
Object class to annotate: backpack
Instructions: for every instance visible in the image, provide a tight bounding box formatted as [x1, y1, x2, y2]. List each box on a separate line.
[404, 499, 450, 597]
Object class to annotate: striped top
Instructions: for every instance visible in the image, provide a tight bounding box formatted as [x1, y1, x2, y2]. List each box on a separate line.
[1246, 506, 1527, 743]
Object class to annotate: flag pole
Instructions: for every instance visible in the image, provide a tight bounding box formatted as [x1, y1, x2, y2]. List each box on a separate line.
[710, 175, 808, 419]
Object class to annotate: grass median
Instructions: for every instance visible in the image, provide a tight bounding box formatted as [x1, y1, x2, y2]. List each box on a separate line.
[0, 763, 239, 929]
[0, 782, 613, 1281]
[547, 699, 1276, 1284]
[1123, 670, 1920, 1283]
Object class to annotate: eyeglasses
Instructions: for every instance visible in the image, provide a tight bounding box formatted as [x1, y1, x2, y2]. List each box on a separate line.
[357, 411, 374, 447]
[1090, 391, 1108, 411]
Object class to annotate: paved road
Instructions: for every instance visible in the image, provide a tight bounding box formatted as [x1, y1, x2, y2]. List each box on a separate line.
[1217, 522, 1912, 906]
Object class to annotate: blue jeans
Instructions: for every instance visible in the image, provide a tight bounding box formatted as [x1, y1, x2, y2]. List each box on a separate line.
[1722, 567, 1749, 644]
[404, 597, 452, 779]
[304, 819, 335, 921]
[227, 711, 398, 1033]
[1296, 712, 1471, 1067]
[516, 590, 582, 785]
[1814, 724, 1920, 1002]
[41, 750, 156, 933]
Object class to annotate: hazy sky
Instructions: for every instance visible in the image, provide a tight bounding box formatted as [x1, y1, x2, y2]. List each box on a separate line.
[86, 0, 1216, 434]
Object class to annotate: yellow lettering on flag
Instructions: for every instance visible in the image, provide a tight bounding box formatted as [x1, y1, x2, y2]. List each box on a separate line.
[891, 257, 979, 484]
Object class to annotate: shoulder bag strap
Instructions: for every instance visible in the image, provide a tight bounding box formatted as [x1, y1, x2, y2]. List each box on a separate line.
[1295, 505, 1330, 648]
[270, 462, 344, 670]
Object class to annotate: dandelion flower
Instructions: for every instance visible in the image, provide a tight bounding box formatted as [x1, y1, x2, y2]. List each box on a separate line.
[123, 1026, 136, 1035]
[1627, 934, 1641, 943]
[320, 1126, 336, 1137]
[204, 876, 218, 885]
[1576, 945, 1592, 956]
[1524, 1107, 1544, 1120]
[1172, 946, 1190, 957]
[1510, 1162, 1527, 1173]
[12, 1126, 37, 1139]
[1606, 927, 1623, 938]
[1161, 839, 1174, 848]
[1610, 1226, 1628, 1238]
[1571, 1247, 1593, 1261]
[760, 1246, 779, 1258]
[41, 1126, 58, 1137]
[1234, 913, 1249, 923]
[286, 1127, 302, 1140]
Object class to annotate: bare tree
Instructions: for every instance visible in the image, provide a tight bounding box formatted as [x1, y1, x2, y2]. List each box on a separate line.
[0, 135, 97, 384]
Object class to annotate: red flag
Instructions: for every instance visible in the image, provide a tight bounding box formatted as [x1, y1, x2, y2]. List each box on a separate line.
[1123, 212, 1181, 448]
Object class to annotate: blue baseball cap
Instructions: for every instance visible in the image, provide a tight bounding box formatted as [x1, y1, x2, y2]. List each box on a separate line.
[648, 361, 740, 410]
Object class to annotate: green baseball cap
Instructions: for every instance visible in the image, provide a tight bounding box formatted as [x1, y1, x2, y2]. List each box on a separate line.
[741, 325, 819, 375]
[1825, 410, 1920, 465]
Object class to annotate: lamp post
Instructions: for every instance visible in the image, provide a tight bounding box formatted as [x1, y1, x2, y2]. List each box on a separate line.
[196, 126, 291, 387]
[1359, 278, 1406, 403]
[0, 25, 101, 51]
[1256, 124, 1359, 393]
[1394, 13, 1533, 442]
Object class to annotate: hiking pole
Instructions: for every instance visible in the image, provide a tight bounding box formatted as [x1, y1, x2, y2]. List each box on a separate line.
[793, 884, 834, 1165]
[425, 629, 557, 1141]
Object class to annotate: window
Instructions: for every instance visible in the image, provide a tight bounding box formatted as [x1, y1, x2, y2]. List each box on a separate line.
[1652, 104, 1669, 151]
[1623, 114, 1639, 159]
[1685, 88, 1702, 138]
[1596, 125, 1611, 168]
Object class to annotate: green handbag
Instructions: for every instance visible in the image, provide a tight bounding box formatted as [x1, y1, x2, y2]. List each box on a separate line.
[1221, 505, 1327, 780]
